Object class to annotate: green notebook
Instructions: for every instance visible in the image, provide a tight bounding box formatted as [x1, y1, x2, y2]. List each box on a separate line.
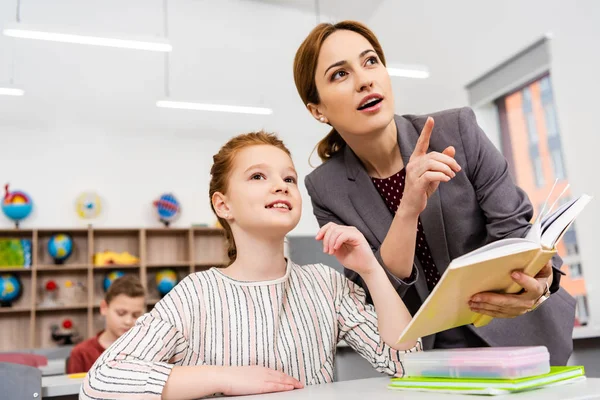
[389, 366, 585, 395]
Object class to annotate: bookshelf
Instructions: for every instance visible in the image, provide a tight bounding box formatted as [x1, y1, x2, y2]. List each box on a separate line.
[0, 226, 227, 351]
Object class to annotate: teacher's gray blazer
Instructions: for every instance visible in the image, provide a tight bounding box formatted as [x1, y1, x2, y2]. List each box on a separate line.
[305, 107, 576, 366]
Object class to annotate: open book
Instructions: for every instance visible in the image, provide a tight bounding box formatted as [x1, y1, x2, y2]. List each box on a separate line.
[397, 183, 592, 343]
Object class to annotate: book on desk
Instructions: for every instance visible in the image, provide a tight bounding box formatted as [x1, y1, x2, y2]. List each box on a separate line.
[389, 365, 586, 395]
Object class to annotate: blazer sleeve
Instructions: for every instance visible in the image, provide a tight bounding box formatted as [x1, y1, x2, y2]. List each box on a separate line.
[305, 174, 418, 300]
[457, 107, 563, 293]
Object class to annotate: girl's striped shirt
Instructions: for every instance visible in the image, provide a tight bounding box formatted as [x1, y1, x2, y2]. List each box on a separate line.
[80, 259, 422, 399]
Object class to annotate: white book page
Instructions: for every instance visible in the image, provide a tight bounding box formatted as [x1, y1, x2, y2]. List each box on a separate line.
[541, 194, 592, 249]
[450, 239, 539, 269]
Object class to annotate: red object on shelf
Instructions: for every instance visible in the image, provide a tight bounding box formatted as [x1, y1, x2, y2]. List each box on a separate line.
[62, 319, 73, 329]
[45, 280, 58, 291]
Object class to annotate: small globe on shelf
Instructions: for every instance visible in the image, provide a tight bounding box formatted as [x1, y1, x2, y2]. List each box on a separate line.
[2, 183, 33, 228]
[47, 233, 73, 264]
[75, 192, 102, 219]
[103, 270, 126, 292]
[153, 193, 181, 227]
[0, 273, 23, 307]
[156, 269, 178, 297]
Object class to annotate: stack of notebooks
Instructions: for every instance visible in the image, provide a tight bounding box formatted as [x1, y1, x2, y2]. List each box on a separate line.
[390, 347, 586, 395]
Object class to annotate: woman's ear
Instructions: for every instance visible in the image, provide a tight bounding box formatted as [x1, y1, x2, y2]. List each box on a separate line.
[307, 103, 328, 124]
[212, 192, 232, 220]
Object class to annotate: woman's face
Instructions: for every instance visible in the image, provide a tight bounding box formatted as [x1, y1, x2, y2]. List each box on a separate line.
[310, 29, 395, 137]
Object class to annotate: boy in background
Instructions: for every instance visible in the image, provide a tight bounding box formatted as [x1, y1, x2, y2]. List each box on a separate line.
[67, 274, 146, 373]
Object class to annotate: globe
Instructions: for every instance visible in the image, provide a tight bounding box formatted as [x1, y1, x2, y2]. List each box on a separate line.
[2, 184, 33, 228]
[0, 274, 22, 306]
[153, 193, 181, 227]
[48, 234, 73, 264]
[75, 192, 102, 219]
[103, 270, 126, 292]
[156, 269, 178, 297]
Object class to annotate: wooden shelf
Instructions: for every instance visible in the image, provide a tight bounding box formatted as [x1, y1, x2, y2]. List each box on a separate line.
[93, 264, 140, 270]
[36, 304, 89, 312]
[37, 264, 89, 271]
[0, 226, 227, 351]
[145, 227, 191, 234]
[195, 262, 225, 267]
[0, 267, 32, 272]
[0, 306, 31, 313]
[0, 228, 34, 234]
[147, 262, 191, 268]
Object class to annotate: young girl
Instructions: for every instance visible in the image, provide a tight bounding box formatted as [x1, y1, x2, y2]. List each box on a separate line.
[80, 132, 423, 400]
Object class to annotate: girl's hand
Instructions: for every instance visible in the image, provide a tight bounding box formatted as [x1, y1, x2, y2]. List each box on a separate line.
[222, 366, 303, 396]
[316, 222, 378, 277]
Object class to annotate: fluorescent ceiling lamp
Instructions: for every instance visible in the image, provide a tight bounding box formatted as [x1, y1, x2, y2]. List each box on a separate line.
[3, 23, 172, 52]
[0, 87, 25, 96]
[156, 100, 273, 115]
[387, 66, 430, 79]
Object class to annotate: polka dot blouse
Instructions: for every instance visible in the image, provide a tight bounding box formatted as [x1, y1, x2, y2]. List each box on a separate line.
[371, 168, 441, 291]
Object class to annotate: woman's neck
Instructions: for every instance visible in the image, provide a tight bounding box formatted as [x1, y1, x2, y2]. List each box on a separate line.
[222, 232, 287, 281]
[343, 118, 404, 179]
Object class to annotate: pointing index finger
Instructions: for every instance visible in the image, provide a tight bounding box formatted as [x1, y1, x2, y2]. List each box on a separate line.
[412, 117, 434, 157]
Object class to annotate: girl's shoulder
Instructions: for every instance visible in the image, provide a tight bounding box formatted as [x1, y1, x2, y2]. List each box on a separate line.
[290, 261, 346, 286]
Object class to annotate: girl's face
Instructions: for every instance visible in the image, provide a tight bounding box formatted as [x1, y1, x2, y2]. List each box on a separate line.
[214, 145, 302, 238]
[309, 29, 395, 137]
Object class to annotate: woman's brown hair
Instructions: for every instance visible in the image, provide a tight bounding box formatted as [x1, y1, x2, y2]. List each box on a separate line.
[293, 20, 387, 162]
[209, 131, 292, 264]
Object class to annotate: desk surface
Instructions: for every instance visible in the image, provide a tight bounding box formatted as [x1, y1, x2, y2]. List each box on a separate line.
[42, 375, 600, 399]
[244, 377, 600, 400]
[39, 358, 66, 376]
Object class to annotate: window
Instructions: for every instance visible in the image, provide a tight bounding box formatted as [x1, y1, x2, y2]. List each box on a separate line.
[532, 156, 545, 187]
[522, 88, 539, 144]
[494, 73, 587, 325]
[569, 263, 583, 279]
[575, 295, 589, 325]
[551, 149, 566, 180]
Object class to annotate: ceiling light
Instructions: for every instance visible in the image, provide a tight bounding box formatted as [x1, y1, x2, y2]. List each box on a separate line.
[0, 87, 25, 96]
[156, 100, 273, 115]
[387, 66, 430, 79]
[3, 24, 172, 52]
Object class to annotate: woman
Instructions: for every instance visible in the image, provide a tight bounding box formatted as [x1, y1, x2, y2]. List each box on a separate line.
[293, 20, 576, 365]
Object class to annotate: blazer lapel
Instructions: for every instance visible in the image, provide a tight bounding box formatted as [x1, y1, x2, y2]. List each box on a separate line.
[396, 115, 452, 275]
[345, 115, 452, 276]
[345, 146, 393, 245]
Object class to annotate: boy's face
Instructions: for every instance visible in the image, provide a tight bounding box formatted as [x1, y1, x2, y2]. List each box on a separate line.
[100, 294, 145, 338]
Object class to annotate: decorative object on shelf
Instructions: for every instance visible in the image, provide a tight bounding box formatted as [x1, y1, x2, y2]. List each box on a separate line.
[0, 273, 22, 307]
[156, 268, 178, 297]
[39, 279, 60, 307]
[103, 270, 125, 292]
[64, 279, 86, 304]
[153, 193, 181, 227]
[47, 233, 73, 264]
[50, 318, 82, 346]
[1, 183, 33, 228]
[0, 238, 32, 268]
[75, 191, 102, 219]
[93, 250, 139, 266]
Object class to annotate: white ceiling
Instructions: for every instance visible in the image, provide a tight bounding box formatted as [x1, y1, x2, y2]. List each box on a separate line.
[0, 0, 598, 146]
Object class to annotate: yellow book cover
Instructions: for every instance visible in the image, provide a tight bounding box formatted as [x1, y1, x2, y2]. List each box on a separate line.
[397, 191, 592, 344]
